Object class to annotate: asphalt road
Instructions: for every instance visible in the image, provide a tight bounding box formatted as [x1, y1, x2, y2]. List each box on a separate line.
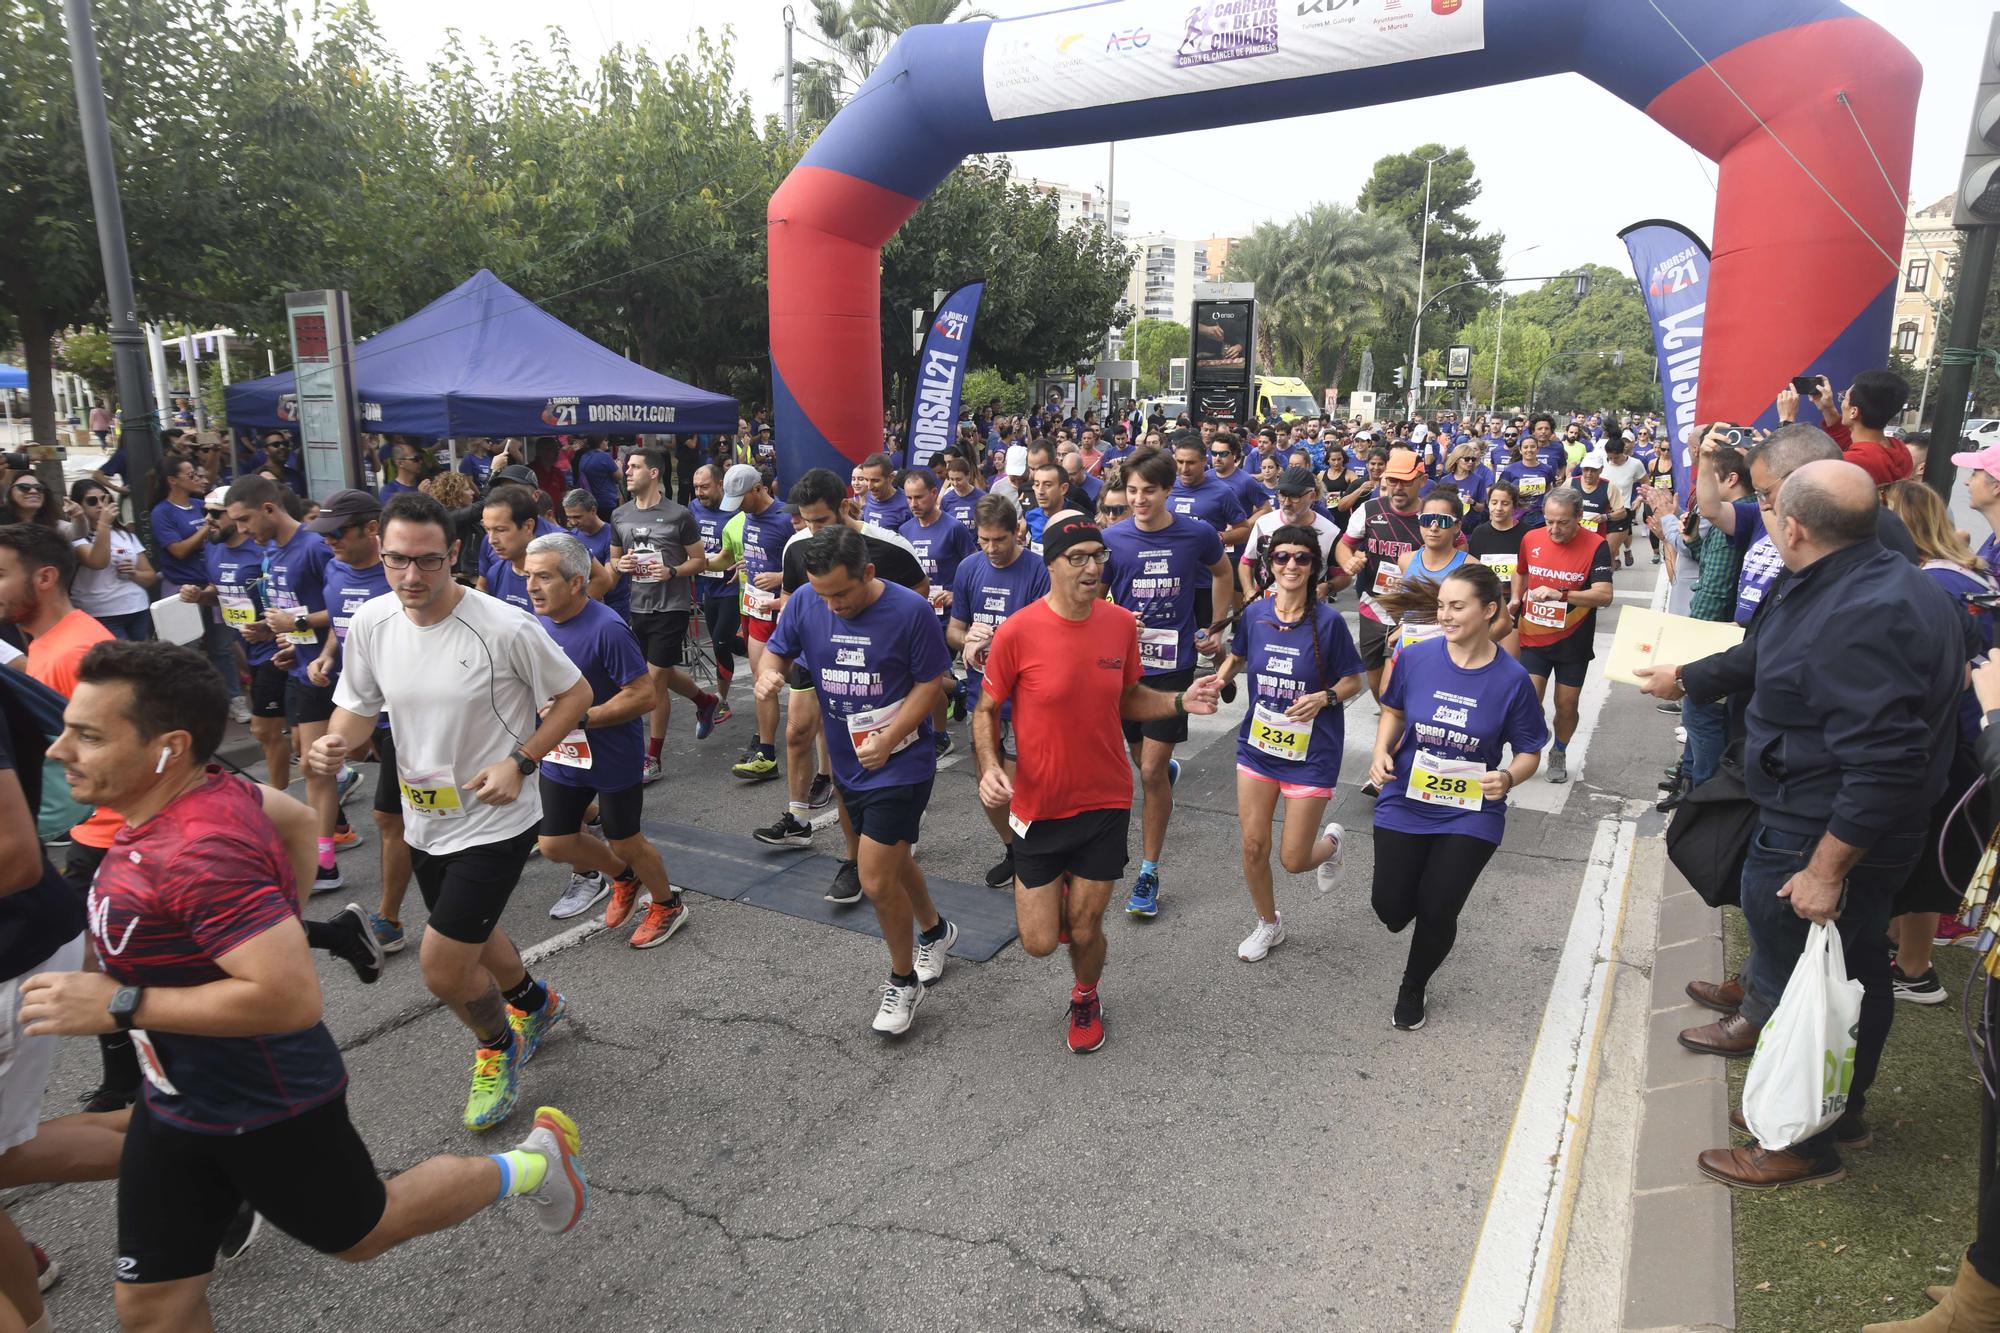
[11, 552, 1684, 1332]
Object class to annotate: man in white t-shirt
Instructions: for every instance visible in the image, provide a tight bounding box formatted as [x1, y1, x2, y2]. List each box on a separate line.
[1238, 465, 1341, 601]
[310, 491, 593, 1134]
[1599, 433, 1650, 570]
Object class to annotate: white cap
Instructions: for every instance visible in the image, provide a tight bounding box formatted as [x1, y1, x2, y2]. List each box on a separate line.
[1005, 444, 1029, 476]
[1581, 450, 1608, 470]
[1622, 428, 1637, 442]
[719, 463, 761, 512]
[204, 485, 231, 511]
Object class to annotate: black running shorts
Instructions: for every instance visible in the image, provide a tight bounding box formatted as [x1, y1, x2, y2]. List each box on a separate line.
[1013, 806, 1131, 888]
[1120, 668, 1194, 746]
[117, 1094, 385, 1285]
[538, 773, 643, 842]
[409, 824, 538, 944]
[836, 778, 932, 847]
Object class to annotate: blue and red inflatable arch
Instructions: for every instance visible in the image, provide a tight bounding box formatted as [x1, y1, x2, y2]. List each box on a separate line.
[769, 0, 1919, 481]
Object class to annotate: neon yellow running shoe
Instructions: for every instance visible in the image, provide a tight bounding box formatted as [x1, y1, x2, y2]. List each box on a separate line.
[463, 1040, 521, 1132]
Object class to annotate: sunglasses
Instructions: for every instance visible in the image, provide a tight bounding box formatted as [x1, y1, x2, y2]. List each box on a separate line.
[1098, 503, 1130, 518]
[1418, 513, 1460, 529]
[1268, 550, 1315, 566]
[82, 495, 110, 506]
[11, 484, 41, 494]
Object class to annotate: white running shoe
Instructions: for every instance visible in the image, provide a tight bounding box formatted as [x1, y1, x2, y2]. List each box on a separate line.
[549, 872, 608, 920]
[228, 696, 252, 725]
[913, 919, 957, 986]
[1238, 914, 1285, 962]
[870, 979, 925, 1036]
[515, 1107, 587, 1234]
[1315, 822, 1346, 893]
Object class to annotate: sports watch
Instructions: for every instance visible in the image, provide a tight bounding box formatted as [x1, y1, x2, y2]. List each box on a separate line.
[108, 985, 142, 1032]
[509, 748, 537, 776]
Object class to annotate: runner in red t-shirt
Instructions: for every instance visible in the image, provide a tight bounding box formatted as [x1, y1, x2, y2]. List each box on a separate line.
[1510, 488, 1615, 784]
[976, 513, 1220, 1053]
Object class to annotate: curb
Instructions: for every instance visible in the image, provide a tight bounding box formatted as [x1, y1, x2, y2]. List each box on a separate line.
[1623, 859, 1736, 1331]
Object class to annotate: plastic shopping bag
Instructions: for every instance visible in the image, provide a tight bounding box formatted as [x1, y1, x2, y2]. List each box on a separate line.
[1740, 921, 1863, 1150]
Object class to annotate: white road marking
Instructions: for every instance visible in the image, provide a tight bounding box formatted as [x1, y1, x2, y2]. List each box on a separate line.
[1453, 816, 1639, 1332]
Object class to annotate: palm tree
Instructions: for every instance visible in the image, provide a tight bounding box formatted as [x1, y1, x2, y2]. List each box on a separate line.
[1220, 207, 1417, 391]
[779, 0, 992, 120]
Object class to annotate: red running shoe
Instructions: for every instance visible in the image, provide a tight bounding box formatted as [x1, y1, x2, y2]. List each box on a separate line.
[1067, 987, 1104, 1054]
[1936, 917, 1980, 949]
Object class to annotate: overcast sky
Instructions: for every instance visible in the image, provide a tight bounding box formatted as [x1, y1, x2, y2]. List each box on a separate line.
[370, 0, 1980, 281]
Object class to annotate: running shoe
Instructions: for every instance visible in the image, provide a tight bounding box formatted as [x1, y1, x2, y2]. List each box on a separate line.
[806, 773, 834, 810]
[711, 702, 733, 727]
[516, 1106, 588, 1234]
[463, 1038, 523, 1131]
[216, 1205, 262, 1264]
[311, 863, 343, 894]
[332, 825, 364, 852]
[585, 817, 603, 841]
[328, 902, 385, 984]
[630, 898, 688, 949]
[1067, 989, 1105, 1054]
[604, 870, 642, 929]
[985, 849, 1016, 889]
[695, 695, 719, 740]
[1167, 758, 1181, 787]
[641, 757, 665, 785]
[369, 912, 406, 954]
[932, 731, 954, 759]
[1125, 869, 1160, 918]
[826, 859, 863, 905]
[550, 871, 608, 920]
[510, 987, 569, 1064]
[228, 695, 252, 725]
[31, 1243, 59, 1292]
[914, 919, 957, 985]
[1238, 915, 1285, 962]
[1314, 822, 1346, 894]
[752, 812, 813, 848]
[1654, 699, 1682, 715]
[1393, 986, 1427, 1031]
[1545, 749, 1568, 784]
[78, 1082, 137, 1114]
[1891, 963, 1948, 1005]
[732, 750, 780, 782]
[1936, 917, 1981, 949]
[336, 764, 362, 806]
[948, 691, 967, 722]
[871, 978, 925, 1036]
[1651, 551, 1662, 564]
[1623, 550, 1634, 568]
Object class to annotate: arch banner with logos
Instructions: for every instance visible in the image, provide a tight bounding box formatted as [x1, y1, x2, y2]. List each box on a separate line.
[768, 0, 1920, 483]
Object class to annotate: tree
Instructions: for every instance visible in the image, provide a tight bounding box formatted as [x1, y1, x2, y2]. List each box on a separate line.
[882, 157, 1132, 394]
[1122, 319, 1188, 394]
[1358, 144, 1505, 393]
[781, 0, 990, 125]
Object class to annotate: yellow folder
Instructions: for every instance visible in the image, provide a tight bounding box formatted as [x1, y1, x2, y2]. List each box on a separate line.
[1605, 607, 1745, 686]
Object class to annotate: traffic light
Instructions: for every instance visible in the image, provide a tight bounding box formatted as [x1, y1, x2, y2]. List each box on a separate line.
[1956, 13, 2000, 226]
[1393, 367, 1406, 390]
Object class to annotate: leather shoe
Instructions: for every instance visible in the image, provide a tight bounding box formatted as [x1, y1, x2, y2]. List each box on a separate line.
[1678, 1010, 1762, 1056]
[1729, 1106, 1872, 1149]
[1696, 1143, 1844, 1190]
[1686, 974, 1744, 1013]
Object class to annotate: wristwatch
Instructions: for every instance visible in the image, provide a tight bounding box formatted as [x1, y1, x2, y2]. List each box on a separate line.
[108, 985, 142, 1032]
[509, 747, 537, 776]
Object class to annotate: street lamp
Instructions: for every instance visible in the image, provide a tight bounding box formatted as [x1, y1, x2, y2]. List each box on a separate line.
[1406, 150, 1448, 416]
[1490, 243, 1540, 408]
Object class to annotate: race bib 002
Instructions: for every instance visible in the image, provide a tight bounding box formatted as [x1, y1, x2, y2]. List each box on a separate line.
[1409, 749, 1484, 811]
[1523, 596, 1568, 630]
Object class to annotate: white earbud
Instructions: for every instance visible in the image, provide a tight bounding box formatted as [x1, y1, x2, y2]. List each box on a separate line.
[155, 745, 172, 774]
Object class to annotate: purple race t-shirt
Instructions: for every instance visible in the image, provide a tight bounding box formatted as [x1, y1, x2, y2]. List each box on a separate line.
[538, 598, 649, 789]
[861, 490, 912, 532]
[900, 512, 975, 594]
[942, 486, 987, 529]
[266, 525, 332, 683]
[1230, 600, 1365, 789]
[484, 558, 533, 614]
[1374, 636, 1550, 845]
[1499, 458, 1564, 521]
[1734, 534, 1785, 625]
[1168, 475, 1249, 536]
[768, 580, 953, 792]
[948, 549, 1050, 705]
[1103, 515, 1225, 676]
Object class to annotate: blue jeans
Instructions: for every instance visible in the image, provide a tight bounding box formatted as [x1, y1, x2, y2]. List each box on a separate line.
[1738, 822, 1922, 1161]
[1681, 695, 1728, 786]
[198, 607, 243, 699]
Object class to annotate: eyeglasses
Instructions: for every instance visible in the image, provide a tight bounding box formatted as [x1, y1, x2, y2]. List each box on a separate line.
[1061, 549, 1110, 568]
[1268, 550, 1314, 567]
[381, 551, 450, 571]
[1418, 513, 1460, 529]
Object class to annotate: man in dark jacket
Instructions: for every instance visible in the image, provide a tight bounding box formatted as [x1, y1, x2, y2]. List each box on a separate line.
[1639, 460, 1975, 1188]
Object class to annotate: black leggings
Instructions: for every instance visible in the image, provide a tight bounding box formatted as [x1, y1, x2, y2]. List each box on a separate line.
[1370, 825, 1499, 991]
[699, 592, 739, 682]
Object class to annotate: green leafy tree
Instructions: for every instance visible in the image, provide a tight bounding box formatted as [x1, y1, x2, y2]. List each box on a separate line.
[1358, 144, 1504, 391]
[1122, 319, 1188, 394]
[1221, 206, 1417, 394]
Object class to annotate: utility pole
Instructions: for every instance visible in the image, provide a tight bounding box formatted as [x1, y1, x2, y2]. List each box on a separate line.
[1106, 142, 1116, 232]
[1927, 12, 2000, 497]
[62, 0, 158, 512]
[1406, 151, 1446, 418]
[782, 7, 797, 143]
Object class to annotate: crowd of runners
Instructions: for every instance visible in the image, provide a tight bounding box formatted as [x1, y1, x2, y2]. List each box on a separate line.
[0, 373, 1952, 1328]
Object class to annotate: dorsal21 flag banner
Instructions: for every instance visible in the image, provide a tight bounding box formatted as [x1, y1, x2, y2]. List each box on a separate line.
[907, 281, 986, 468]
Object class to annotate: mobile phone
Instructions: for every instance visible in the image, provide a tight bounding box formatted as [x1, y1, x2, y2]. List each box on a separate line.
[1790, 375, 1820, 398]
[1715, 425, 1747, 448]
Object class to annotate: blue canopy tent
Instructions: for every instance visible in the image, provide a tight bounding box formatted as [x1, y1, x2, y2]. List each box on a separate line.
[224, 270, 735, 437]
[0, 366, 26, 390]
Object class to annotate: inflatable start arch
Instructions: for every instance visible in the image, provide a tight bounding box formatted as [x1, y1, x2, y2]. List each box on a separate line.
[768, 0, 1919, 480]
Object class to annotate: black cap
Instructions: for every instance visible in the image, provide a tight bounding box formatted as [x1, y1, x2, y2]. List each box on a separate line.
[1276, 465, 1318, 498]
[307, 489, 381, 535]
[493, 464, 538, 488]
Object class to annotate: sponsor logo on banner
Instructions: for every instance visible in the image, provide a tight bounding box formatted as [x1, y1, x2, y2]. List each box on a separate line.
[1176, 0, 1281, 69]
[542, 396, 579, 427]
[585, 403, 677, 424]
[984, 0, 1486, 121]
[1646, 245, 1705, 298]
[934, 310, 969, 342]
